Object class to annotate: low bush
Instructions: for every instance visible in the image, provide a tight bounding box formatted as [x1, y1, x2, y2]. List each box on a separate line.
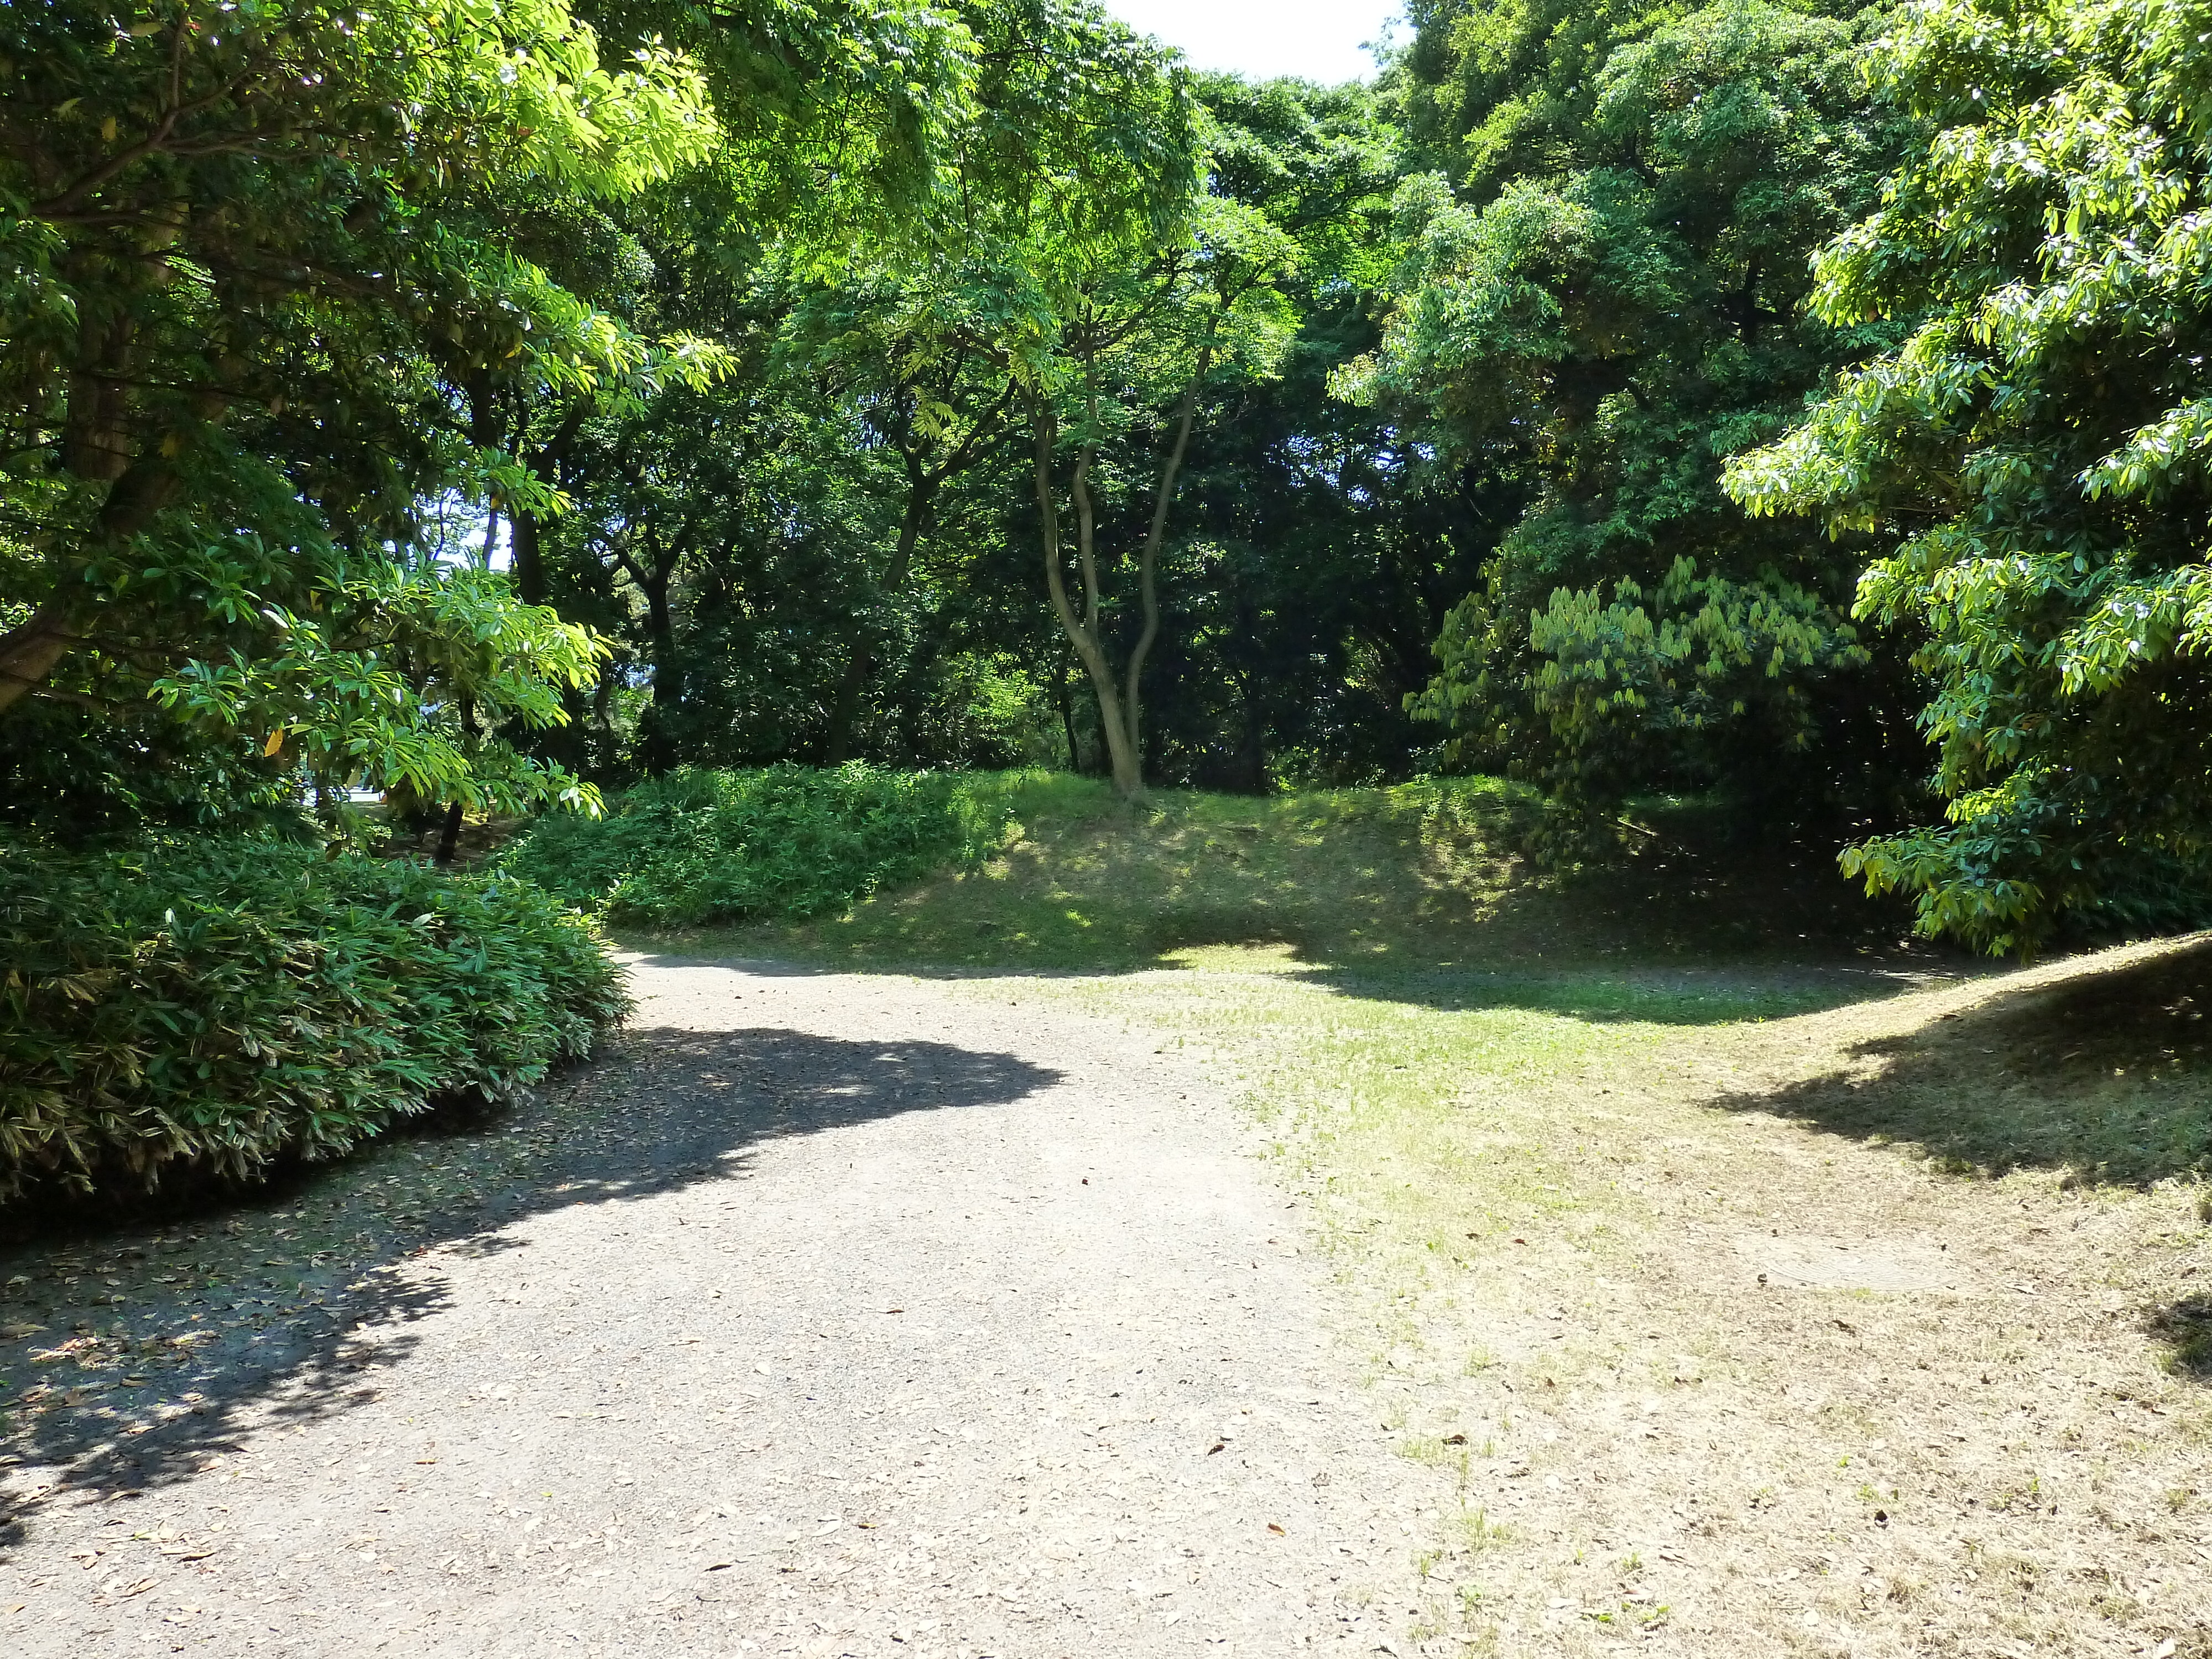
[504, 763, 1042, 927]
[0, 840, 628, 1202]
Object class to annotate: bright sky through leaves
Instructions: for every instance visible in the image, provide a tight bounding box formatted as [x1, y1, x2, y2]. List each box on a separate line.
[1104, 0, 1402, 84]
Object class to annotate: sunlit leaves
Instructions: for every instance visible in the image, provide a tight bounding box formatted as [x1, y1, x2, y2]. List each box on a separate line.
[149, 566, 609, 815]
[0, 0, 726, 817]
[1724, 0, 2212, 951]
[1379, 0, 1913, 838]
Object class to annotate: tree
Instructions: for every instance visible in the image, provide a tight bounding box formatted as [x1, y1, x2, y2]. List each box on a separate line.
[474, 0, 984, 736]
[520, 50, 1472, 797]
[548, 364, 907, 774]
[1725, 0, 2212, 952]
[775, 278, 1021, 763]
[1347, 0, 1922, 847]
[0, 0, 988, 827]
[1023, 187, 1301, 797]
[757, 0, 1216, 797]
[0, 0, 734, 821]
[1129, 75, 1464, 792]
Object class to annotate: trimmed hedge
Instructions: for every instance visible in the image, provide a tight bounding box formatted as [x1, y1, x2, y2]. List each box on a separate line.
[0, 839, 628, 1201]
[503, 763, 1031, 928]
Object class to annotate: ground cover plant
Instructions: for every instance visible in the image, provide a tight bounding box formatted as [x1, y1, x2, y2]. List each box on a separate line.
[671, 771, 1921, 982]
[502, 764, 1068, 927]
[0, 841, 627, 1202]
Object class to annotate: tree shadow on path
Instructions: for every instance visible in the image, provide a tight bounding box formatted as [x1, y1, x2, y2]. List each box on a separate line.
[0, 1026, 1059, 1554]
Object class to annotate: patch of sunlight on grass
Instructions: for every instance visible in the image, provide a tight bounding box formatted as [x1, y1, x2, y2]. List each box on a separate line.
[1032, 964, 1693, 1315]
[1157, 942, 1310, 973]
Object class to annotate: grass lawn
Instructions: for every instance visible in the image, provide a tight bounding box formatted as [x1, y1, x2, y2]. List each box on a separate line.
[626, 776, 2212, 1656]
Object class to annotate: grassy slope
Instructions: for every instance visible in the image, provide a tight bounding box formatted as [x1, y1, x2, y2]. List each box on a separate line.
[646, 773, 1921, 1003]
[631, 776, 2212, 1656]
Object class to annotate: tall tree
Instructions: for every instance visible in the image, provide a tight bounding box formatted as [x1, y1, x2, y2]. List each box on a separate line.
[0, 0, 988, 827]
[1023, 187, 1300, 797]
[776, 283, 1021, 762]
[760, 0, 1215, 797]
[0, 0, 726, 817]
[1131, 74, 1463, 792]
[1726, 0, 2212, 951]
[1349, 0, 1922, 848]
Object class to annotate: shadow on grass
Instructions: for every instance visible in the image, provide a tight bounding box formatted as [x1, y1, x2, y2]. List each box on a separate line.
[627, 810, 1953, 1028]
[0, 1027, 1058, 1554]
[1715, 937, 2212, 1188]
[1282, 962, 1942, 1025]
[623, 943, 1940, 1025]
[2150, 1296, 2212, 1378]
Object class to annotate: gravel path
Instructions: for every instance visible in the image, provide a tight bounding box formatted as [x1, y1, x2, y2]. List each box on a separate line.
[4, 957, 1443, 1656]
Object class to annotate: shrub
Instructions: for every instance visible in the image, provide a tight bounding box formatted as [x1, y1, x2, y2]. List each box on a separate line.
[0, 839, 628, 1201]
[504, 763, 1037, 927]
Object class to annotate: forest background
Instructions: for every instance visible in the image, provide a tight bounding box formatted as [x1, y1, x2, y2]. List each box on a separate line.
[9, 0, 2212, 1193]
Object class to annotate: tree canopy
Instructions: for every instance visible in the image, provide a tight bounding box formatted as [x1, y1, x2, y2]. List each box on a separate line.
[9, 0, 2212, 950]
[1726, 0, 2212, 951]
[1343, 0, 1926, 852]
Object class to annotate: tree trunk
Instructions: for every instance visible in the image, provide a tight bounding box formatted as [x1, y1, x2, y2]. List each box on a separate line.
[510, 509, 547, 606]
[1123, 351, 1209, 773]
[1235, 672, 1268, 794]
[1031, 399, 1144, 797]
[639, 572, 681, 775]
[1736, 256, 1764, 347]
[820, 647, 873, 767]
[1055, 646, 1080, 774]
[0, 453, 185, 718]
[434, 800, 466, 865]
[0, 602, 83, 717]
[824, 457, 937, 765]
[1, 228, 215, 720]
[823, 373, 1014, 766]
[1026, 351, 1210, 801]
[509, 402, 585, 610]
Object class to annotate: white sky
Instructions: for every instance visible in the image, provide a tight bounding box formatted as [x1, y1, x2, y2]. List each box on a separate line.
[1103, 1, 1405, 85]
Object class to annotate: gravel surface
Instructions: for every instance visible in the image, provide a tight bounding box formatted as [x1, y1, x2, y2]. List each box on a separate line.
[3, 956, 1445, 1656]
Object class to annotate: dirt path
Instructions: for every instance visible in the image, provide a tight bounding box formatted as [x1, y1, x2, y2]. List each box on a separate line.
[2, 958, 1449, 1656]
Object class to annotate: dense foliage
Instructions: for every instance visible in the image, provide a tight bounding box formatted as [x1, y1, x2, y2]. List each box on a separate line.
[1726, 0, 2212, 950]
[1352, 0, 1927, 848]
[504, 763, 1036, 927]
[0, 0, 1001, 1199]
[0, 0, 735, 823]
[0, 841, 627, 1200]
[10, 0, 2212, 1076]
